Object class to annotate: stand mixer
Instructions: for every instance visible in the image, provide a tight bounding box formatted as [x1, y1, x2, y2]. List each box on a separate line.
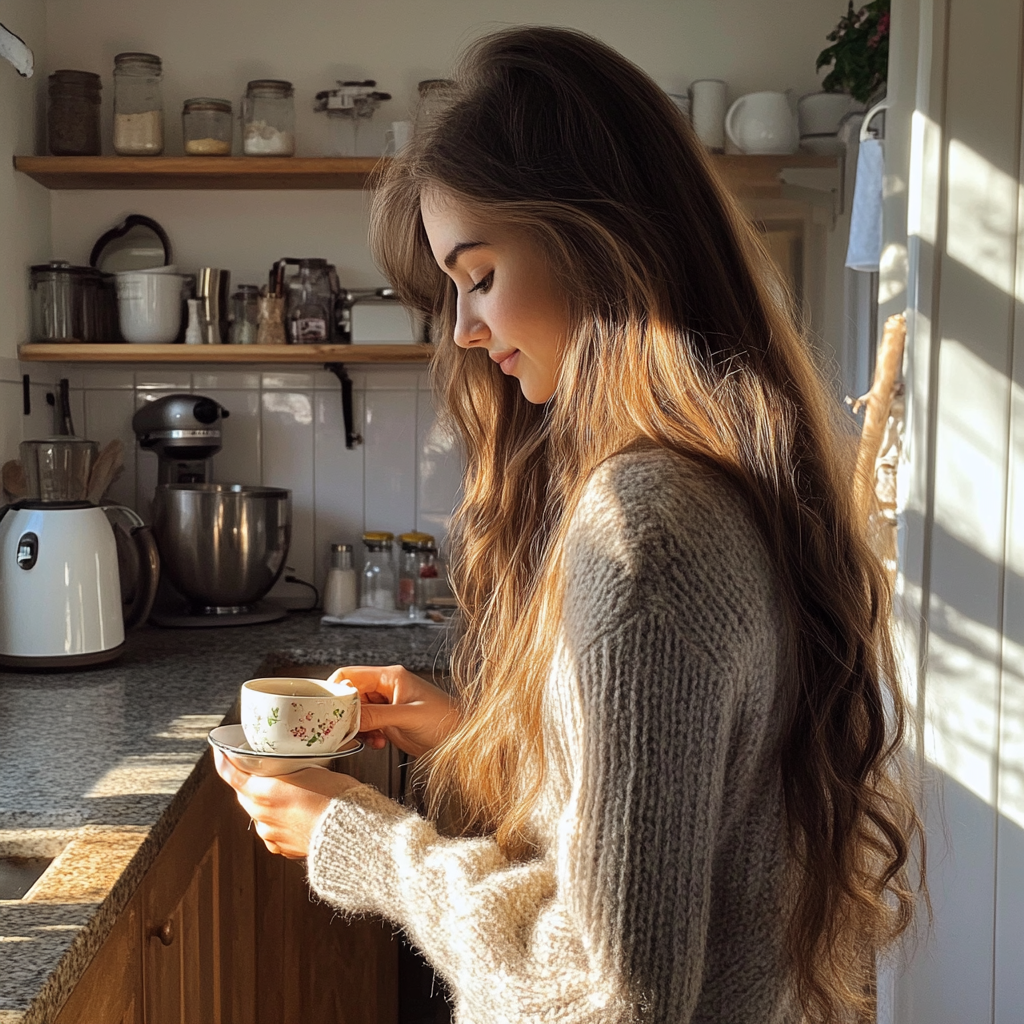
[132, 394, 292, 627]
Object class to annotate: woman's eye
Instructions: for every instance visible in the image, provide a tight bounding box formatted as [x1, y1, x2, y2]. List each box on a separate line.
[469, 272, 494, 294]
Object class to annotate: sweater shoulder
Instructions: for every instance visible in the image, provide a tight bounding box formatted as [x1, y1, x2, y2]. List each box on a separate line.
[564, 447, 783, 665]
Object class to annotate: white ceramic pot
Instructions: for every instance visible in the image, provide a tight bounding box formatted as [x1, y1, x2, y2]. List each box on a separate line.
[115, 270, 185, 343]
[797, 91, 862, 137]
[725, 91, 798, 155]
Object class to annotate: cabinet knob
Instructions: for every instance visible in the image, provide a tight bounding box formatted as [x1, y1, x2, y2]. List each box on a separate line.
[151, 919, 174, 946]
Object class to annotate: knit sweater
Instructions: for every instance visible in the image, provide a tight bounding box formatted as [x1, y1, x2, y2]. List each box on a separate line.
[308, 448, 800, 1023]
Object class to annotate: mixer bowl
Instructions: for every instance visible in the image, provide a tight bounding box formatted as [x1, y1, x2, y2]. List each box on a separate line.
[151, 484, 291, 610]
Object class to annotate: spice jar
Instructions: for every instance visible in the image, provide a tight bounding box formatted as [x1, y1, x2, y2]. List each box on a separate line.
[113, 52, 164, 155]
[360, 532, 396, 610]
[182, 97, 232, 155]
[48, 70, 101, 156]
[242, 80, 295, 156]
[397, 531, 435, 612]
[229, 285, 261, 344]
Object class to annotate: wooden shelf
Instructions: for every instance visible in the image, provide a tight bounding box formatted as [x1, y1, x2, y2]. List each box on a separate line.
[17, 343, 433, 364]
[13, 156, 384, 190]
[14, 153, 837, 193]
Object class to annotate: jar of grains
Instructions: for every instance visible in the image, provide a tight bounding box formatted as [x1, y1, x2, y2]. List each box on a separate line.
[182, 97, 232, 155]
[48, 70, 102, 156]
[242, 80, 295, 156]
[113, 52, 164, 155]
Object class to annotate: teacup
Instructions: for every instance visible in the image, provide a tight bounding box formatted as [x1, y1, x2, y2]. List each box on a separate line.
[241, 677, 360, 755]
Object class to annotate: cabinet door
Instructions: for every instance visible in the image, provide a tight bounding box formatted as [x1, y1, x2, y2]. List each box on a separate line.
[141, 767, 255, 1024]
[53, 898, 143, 1024]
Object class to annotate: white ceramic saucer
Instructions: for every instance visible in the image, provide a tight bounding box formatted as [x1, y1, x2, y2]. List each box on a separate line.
[208, 724, 363, 777]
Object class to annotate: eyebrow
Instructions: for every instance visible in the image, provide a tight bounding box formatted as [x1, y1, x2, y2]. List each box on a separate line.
[444, 240, 488, 269]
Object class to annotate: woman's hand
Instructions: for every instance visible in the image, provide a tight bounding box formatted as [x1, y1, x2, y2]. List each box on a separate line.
[213, 749, 361, 859]
[341, 664, 459, 758]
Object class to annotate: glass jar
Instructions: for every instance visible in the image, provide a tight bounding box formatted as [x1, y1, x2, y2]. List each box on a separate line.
[323, 543, 358, 618]
[397, 532, 435, 612]
[229, 285, 261, 344]
[48, 70, 101, 156]
[360, 532, 396, 610]
[415, 78, 455, 130]
[242, 80, 295, 156]
[182, 97, 232, 155]
[113, 52, 164, 155]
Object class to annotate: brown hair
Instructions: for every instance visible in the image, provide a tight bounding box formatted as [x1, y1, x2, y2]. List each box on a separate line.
[370, 25, 923, 1023]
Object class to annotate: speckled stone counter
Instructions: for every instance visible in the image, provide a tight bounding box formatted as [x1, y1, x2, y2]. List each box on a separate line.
[0, 614, 448, 1024]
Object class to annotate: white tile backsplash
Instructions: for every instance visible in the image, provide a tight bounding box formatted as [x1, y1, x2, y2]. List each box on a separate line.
[363, 389, 418, 536]
[313, 388, 365, 591]
[4, 365, 463, 604]
[262, 390, 316, 606]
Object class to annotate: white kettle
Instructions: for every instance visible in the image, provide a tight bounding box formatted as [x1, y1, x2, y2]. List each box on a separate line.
[725, 91, 799, 155]
[0, 502, 159, 669]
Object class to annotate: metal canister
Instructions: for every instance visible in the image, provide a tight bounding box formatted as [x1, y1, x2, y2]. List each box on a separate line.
[29, 261, 117, 343]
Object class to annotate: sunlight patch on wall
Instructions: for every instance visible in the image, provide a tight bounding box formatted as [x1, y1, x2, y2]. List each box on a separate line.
[934, 338, 1012, 564]
[924, 592, 1001, 808]
[946, 138, 1018, 298]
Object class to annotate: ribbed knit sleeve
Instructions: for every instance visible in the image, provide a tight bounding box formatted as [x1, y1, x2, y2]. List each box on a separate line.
[307, 449, 795, 1024]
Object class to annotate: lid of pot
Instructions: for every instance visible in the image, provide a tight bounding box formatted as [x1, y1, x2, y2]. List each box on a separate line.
[30, 260, 101, 277]
[90, 214, 173, 273]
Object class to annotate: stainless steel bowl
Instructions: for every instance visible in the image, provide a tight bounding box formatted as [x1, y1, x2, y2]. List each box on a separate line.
[151, 484, 291, 610]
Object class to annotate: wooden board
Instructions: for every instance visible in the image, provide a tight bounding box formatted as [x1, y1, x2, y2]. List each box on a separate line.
[17, 343, 433, 364]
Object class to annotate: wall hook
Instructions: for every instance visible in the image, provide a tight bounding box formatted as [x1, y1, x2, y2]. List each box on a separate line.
[324, 363, 363, 449]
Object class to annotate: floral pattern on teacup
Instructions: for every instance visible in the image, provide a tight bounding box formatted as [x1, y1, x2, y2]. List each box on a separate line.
[243, 700, 353, 753]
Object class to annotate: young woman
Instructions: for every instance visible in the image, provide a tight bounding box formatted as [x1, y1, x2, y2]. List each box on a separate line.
[215, 26, 923, 1023]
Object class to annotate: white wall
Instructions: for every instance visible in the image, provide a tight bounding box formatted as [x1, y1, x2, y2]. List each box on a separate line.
[0, 0, 51, 465]
[6, 0, 851, 599]
[881, 0, 1024, 1021]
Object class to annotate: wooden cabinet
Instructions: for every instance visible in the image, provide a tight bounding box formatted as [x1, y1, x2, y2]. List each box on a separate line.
[55, 754, 398, 1024]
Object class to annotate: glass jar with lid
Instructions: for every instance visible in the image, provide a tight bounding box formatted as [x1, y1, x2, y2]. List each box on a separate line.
[242, 80, 295, 156]
[360, 531, 396, 610]
[182, 97, 232, 155]
[113, 52, 164, 155]
[48, 70, 101, 156]
[228, 285, 261, 344]
[397, 531, 435, 612]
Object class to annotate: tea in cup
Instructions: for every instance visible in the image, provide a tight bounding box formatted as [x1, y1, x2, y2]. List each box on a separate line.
[241, 677, 360, 755]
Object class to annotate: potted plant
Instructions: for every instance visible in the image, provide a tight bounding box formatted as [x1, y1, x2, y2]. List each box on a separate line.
[798, 1, 889, 145]
[816, 0, 890, 104]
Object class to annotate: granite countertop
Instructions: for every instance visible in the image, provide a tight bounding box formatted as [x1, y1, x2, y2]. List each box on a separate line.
[0, 614, 448, 1024]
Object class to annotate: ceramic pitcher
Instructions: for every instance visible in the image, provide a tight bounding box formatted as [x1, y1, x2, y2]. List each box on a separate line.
[725, 91, 798, 155]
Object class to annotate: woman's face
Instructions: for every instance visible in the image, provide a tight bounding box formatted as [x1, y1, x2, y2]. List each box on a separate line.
[420, 190, 569, 404]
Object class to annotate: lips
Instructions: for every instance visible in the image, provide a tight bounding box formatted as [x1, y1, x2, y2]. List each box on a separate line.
[492, 350, 519, 374]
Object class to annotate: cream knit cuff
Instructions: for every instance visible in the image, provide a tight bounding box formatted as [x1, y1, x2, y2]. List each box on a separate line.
[306, 782, 411, 918]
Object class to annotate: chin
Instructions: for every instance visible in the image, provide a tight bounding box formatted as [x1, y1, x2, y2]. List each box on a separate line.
[516, 374, 556, 405]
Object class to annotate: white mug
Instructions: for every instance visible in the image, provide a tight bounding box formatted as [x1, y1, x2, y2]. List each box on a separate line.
[385, 120, 413, 156]
[689, 79, 727, 152]
[725, 91, 798, 155]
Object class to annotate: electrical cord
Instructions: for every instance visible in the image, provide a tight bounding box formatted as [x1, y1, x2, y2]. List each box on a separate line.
[284, 573, 319, 610]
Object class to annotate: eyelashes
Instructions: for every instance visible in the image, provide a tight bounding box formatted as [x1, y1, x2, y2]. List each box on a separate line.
[469, 271, 494, 294]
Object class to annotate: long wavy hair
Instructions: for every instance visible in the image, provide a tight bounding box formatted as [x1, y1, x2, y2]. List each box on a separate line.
[370, 25, 923, 1023]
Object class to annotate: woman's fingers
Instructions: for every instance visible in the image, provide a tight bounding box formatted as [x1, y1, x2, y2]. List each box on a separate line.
[336, 665, 399, 701]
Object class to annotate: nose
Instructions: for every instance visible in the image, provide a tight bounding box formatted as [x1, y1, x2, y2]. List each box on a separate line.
[453, 293, 490, 349]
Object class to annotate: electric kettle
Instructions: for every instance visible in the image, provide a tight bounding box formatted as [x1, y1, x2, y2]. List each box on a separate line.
[0, 443, 160, 670]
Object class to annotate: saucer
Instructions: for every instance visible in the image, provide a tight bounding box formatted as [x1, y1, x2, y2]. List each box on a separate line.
[208, 724, 363, 777]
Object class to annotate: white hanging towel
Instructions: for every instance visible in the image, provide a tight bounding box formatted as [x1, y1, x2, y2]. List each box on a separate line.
[846, 137, 884, 272]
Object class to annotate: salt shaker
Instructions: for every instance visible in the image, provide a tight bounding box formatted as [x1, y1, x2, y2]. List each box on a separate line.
[323, 543, 358, 618]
